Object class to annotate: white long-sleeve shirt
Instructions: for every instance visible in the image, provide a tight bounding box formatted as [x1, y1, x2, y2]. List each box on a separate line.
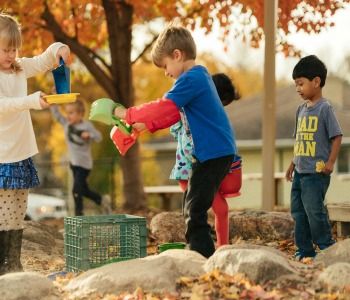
[0, 42, 65, 163]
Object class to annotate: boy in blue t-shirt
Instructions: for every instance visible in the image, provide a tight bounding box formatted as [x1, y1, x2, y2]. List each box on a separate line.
[285, 55, 342, 260]
[114, 24, 237, 258]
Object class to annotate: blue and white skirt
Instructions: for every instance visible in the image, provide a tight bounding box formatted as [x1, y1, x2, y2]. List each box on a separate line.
[0, 158, 40, 190]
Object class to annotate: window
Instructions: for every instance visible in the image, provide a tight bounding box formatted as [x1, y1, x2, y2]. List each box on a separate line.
[337, 147, 350, 173]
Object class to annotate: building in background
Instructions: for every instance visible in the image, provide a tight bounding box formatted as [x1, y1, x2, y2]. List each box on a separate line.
[144, 76, 350, 210]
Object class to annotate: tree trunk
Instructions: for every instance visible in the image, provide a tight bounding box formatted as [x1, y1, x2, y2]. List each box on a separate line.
[43, 0, 147, 211]
[120, 143, 146, 210]
[103, 0, 146, 210]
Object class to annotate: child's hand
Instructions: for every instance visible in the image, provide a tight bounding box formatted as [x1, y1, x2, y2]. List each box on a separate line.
[51, 87, 57, 94]
[80, 131, 90, 140]
[39, 92, 50, 109]
[323, 161, 334, 175]
[56, 45, 70, 65]
[132, 123, 146, 132]
[285, 162, 295, 182]
[114, 106, 127, 119]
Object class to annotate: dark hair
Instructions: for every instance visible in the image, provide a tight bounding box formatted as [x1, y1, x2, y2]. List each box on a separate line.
[212, 73, 240, 106]
[292, 55, 327, 87]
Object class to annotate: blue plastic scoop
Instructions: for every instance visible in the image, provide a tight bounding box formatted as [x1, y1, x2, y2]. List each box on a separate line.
[52, 57, 70, 94]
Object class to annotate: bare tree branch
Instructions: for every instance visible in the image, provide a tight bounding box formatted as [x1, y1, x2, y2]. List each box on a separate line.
[130, 6, 203, 65]
[131, 34, 158, 65]
[71, 7, 79, 41]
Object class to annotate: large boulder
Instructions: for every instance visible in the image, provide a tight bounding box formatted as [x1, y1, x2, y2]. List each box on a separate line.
[317, 263, 350, 289]
[229, 211, 294, 241]
[65, 249, 206, 297]
[150, 212, 186, 242]
[23, 221, 63, 255]
[204, 245, 297, 284]
[150, 210, 295, 244]
[0, 272, 59, 300]
[22, 221, 65, 273]
[315, 238, 350, 267]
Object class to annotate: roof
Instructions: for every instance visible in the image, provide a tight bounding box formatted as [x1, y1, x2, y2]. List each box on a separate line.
[145, 77, 350, 150]
[226, 77, 350, 140]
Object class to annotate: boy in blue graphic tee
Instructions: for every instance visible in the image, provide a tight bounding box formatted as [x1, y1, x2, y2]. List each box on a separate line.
[285, 55, 342, 260]
[114, 24, 237, 258]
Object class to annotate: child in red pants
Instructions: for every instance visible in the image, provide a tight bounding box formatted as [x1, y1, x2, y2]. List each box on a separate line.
[170, 73, 241, 246]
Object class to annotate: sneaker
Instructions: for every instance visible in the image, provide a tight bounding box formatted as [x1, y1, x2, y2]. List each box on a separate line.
[294, 250, 303, 261]
[101, 194, 112, 214]
[294, 250, 316, 261]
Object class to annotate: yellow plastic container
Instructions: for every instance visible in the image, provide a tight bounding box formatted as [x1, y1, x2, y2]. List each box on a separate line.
[44, 93, 80, 104]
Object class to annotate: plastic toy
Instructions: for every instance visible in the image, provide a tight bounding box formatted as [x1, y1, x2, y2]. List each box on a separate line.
[89, 98, 137, 155]
[45, 57, 79, 104]
[53, 57, 70, 94]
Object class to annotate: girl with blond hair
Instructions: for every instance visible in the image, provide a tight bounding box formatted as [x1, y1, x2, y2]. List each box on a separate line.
[0, 13, 70, 274]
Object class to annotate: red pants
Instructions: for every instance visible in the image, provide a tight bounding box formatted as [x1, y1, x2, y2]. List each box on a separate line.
[178, 180, 230, 247]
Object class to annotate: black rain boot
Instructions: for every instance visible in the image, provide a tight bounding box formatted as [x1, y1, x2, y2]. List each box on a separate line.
[7, 229, 23, 272]
[0, 231, 9, 275]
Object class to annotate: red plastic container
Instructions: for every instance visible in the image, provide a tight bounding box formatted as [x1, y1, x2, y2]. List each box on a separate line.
[219, 160, 242, 198]
[110, 126, 139, 156]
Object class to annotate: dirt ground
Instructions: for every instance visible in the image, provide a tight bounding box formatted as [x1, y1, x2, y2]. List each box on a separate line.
[20, 211, 350, 299]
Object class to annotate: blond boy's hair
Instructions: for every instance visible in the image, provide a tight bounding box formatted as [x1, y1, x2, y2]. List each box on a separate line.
[0, 13, 22, 72]
[66, 99, 85, 115]
[151, 24, 196, 67]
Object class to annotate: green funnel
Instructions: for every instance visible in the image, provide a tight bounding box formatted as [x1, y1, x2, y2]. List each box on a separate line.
[89, 98, 132, 134]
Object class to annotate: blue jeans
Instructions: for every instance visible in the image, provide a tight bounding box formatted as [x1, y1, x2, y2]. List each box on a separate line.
[291, 171, 335, 257]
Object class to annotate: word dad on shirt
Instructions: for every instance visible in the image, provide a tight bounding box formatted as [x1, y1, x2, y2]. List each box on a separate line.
[294, 116, 318, 157]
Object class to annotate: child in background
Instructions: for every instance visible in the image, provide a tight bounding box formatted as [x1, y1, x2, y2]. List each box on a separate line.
[0, 13, 70, 274]
[170, 73, 240, 246]
[51, 100, 112, 216]
[114, 24, 238, 258]
[285, 55, 342, 260]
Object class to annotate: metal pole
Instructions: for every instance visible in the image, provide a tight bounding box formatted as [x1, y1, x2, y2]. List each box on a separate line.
[262, 0, 277, 211]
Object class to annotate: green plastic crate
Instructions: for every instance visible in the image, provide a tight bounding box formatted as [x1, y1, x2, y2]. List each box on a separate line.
[64, 214, 147, 272]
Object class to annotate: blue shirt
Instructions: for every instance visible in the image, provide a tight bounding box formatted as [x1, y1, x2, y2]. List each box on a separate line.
[293, 98, 342, 173]
[165, 65, 236, 162]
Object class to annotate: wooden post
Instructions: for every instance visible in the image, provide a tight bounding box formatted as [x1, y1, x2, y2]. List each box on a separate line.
[262, 0, 277, 211]
[67, 164, 75, 216]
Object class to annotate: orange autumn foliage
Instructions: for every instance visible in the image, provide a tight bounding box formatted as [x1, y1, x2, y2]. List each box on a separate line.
[2, 0, 349, 58]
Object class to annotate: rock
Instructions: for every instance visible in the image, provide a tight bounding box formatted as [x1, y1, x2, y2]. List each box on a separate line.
[0, 272, 59, 300]
[317, 262, 350, 289]
[229, 211, 294, 241]
[215, 243, 288, 258]
[150, 210, 295, 244]
[204, 245, 297, 284]
[23, 221, 64, 256]
[314, 239, 350, 267]
[65, 249, 206, 297]
[150, 212, 186, 242]
[21, 221, 65, 274]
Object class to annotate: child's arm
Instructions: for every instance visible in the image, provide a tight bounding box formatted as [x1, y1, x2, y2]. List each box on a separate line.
[50, 105, 68, 125]
[0, 92, 44, 114]
[324, 135, 342, 174]
[83, 122, 102, 143]
[19, 43, 70, 78]
[114, 99, 180, 133]
[285, 161, 295, 182]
